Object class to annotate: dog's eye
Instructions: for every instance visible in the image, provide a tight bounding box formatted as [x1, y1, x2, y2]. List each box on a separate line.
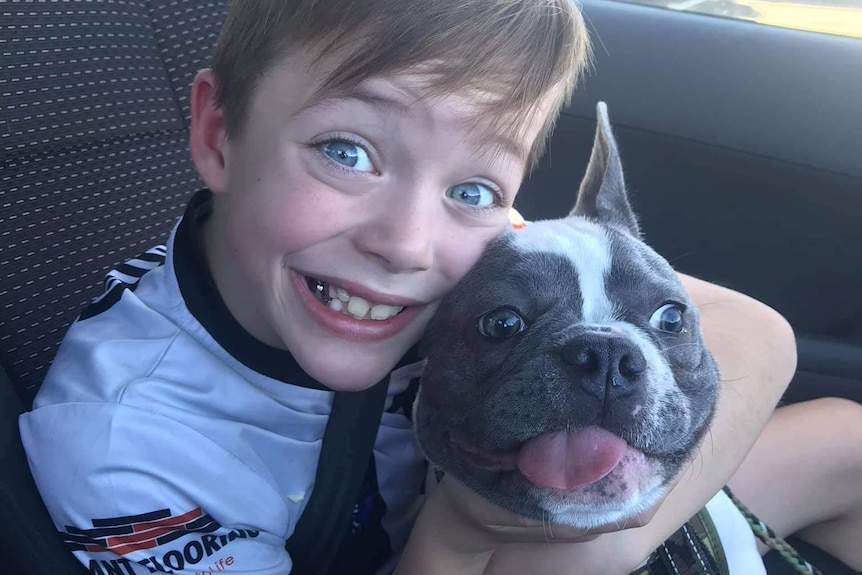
[477, 308, 525, 339]
[650, 303, 686, 333]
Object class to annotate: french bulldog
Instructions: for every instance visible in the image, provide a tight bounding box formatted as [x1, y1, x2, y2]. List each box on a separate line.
[414, 102, 721, 529]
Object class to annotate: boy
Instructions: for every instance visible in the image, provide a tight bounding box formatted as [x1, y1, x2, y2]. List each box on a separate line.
[19, 1, 861, 574]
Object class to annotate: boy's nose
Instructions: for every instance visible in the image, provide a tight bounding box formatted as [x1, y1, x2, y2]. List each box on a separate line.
[355, 199, 435, 273]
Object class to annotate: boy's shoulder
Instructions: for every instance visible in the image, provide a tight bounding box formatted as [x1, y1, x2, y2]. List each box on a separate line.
[34, 222, 192, 407]
[35, 248, 175, 402]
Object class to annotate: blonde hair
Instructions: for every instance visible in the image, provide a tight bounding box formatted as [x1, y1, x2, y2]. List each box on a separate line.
[211, 0, 591, 169]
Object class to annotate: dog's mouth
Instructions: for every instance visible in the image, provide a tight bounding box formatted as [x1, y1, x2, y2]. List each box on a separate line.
[449, 427, 630, 491]
[304, 276, 405, 321]
[449, 431, 520, 471]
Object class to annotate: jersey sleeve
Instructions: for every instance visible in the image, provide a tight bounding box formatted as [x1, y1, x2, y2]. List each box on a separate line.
[20, 402, 295, 575]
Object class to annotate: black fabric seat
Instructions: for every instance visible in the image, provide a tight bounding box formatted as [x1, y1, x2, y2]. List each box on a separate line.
[0, 1, 227, 572]
[0, 2, 855, 575]
[0, 0, 227, 406]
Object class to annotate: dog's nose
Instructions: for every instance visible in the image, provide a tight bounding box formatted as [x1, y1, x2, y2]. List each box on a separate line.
[560, 333, 647, 399]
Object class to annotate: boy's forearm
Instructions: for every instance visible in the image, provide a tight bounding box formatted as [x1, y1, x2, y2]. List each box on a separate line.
[395, 486, 494, 575]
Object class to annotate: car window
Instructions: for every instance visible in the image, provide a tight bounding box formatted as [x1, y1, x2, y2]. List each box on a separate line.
[610, 0, 862, 39]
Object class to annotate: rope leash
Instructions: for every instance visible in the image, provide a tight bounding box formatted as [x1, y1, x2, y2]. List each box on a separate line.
[723, 487, 822, 575]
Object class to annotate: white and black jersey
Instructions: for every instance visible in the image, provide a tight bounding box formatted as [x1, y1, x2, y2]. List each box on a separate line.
[20, 189, 429, 575]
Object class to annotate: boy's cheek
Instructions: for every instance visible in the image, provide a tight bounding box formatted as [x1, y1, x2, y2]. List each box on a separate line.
[224, 176, 339, 250]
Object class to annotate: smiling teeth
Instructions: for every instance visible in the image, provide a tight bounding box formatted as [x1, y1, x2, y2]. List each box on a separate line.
[309, 277, 404, 320]
[345, 296, 403, 321]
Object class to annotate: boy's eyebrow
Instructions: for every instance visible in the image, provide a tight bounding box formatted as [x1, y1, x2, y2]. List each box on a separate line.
[297, 84, 530, 164]
[478, 133, 530, 165]
[294, 85, 413, 118]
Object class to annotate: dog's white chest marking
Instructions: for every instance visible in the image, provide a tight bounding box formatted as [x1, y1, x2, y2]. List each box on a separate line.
[511, 219, 615, 323]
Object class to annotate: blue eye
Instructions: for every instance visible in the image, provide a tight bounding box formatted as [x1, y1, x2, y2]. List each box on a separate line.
[446, 182, 498, 207]
[320, 140, 374, 172]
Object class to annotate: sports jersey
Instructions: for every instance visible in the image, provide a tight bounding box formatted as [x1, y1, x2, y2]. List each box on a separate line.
[20, 189, 428, 575]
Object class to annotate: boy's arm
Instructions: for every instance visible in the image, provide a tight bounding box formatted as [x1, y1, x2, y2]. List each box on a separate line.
[396, 276, 797, 575]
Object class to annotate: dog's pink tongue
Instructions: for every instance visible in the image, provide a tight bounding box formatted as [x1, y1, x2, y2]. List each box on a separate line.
[517, 426, 628, 490]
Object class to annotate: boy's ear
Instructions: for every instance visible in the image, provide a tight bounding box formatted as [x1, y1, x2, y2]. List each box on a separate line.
[570, 102, 639, 236]
[189, 69, 229, 194]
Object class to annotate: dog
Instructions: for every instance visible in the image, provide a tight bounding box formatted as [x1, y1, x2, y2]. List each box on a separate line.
[413, 102, 722, 531]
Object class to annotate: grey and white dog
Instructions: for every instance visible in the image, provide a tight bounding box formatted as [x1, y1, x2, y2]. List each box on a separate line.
[415, 103, 722, 529]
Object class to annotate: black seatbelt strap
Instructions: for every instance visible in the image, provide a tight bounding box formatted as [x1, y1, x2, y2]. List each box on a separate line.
[283, 372, 392, 575]
[0, 363, 91, 575]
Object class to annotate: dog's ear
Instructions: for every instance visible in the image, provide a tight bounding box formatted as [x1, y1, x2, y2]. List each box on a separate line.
[570, 102, 639, 236]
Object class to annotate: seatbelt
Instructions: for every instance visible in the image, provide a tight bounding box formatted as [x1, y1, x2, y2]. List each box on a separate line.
[0, 362, 91, 575]
[284, 374, 391, 575]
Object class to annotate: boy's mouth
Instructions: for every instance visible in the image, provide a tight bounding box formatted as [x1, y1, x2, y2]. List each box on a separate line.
[304, 276, 405, 321]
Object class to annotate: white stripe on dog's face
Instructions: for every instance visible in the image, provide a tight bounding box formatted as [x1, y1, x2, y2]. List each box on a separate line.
[510, 219, 615, 323]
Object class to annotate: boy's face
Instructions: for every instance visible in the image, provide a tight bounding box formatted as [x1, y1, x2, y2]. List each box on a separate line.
[193, 54, 556, 391]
